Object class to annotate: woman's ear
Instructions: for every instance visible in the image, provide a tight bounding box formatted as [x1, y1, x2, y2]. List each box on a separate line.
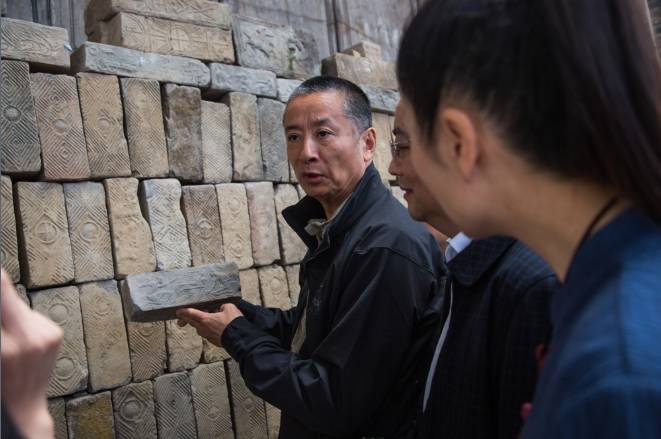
[438, 108, 480, 180]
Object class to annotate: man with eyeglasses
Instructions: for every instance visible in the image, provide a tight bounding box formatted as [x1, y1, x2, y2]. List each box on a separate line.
[177, 76, 444, 439]
[388, 102, 558, 439]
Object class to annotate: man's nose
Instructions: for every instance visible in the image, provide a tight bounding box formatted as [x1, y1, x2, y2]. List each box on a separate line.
[299, 135, 320, 162]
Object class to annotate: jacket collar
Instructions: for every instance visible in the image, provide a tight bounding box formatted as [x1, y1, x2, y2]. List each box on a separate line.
[447, 236, 515, 287]
[283, 163, 387, 250]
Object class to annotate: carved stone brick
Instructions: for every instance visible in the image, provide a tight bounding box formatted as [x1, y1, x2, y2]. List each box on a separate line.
[227, 360, 268, 439]
[216, 183, 253, 269]
[104, 178, 156, 278]
[274, 184, 306, 265]
[165, 320, 202, 372]
[202, 339, 230, 364]
[258, 265, 291, 310]
[245, 182, 279, 266]
[66, 392, 114, 439]
[85, 0, 231, 35]
[0, 61, 41, 175]
[119, 78, 169, 178]
[15, 182, 74, 288]
[153, 372, 197, 438]
[372, 112, 395, 182]
[124, 319, 166, 381]
[391, 186, 407, 207]
[15, 284, 29, 305]
[322, 52, 397, 90]
[363, 85, 399, 114]
[162, 84, 204, 182]
[76, 73, 131, 178]
[258, 99, 288, 182]
[191, 363, 233, 439]
[71, 42, 210, 88]
[342, 41, 383, 62]
[1, 176, 19, 282]
[182, 185, 224, 266]
[265, 403, 281, 439]
[205, 63, 277, 99]
[276, 78, 302, 103]
[79, 280, 132, 391]
[112, 381, 158, 439]
[223, 93, 263, 181]
[48, 398, 68, 439]
[30, 74, 91, 181]
[201, 101, 232, 184]
[91, 13, 235, 63]
[240, 269, 262, 306]
[139, 179, 191, 270]
[30, 286, 88, 397]
[285, 264, 301, 305]
[121, 263, 240, 322]
[0, 18, 70, 69]
[63, 182, 114, 283]
[290, 162, 298, 183]
[233, 17, 320, 80]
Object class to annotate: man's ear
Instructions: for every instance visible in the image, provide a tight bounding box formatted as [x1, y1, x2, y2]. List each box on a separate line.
[438, 108, 479, 180]
[361, 127, 377, 162]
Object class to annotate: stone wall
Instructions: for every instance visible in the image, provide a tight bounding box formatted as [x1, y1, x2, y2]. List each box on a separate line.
[0, 2, 402, 438]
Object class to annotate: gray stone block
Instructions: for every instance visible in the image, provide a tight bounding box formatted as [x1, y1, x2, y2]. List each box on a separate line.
[191, 363, 234, 439]
[182, 185, 224, 266]
[125, 319, 166, 381]
[245, 182, 280, 266]
[112, 381, 158, 439]
[285, 265, 301, 305]
[258, 98, 289, 182]
[363, 85, 399, 114]
[216, 183, 254, 269]
[121, 262, 241, 322]
[342, 41, 383, 62]
[206, 63, 277, 99]
[202, 339, 231, 364]
[372, 112, 396, 182]
[0, 18, 70, 70]
[66, 392, 114, 439]
[223, 93, 263, 181]
[201, 101, 232, 184]
[153, 372, 197, 439]
[1, 175, 19, 282]
[240, 269, 262, 306]
[227, 360, 268, 439]
[276, 78, 302, 103]
[274, 184, 307, 265]
[165, 320, 203, 372]
[258, 265, 291, 310]
[322, 52, 397, 90]
[47, 398, 68, 439]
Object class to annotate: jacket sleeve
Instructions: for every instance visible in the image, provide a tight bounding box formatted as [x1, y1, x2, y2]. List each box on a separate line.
[222, 248, 436, 437]
[236, 300, 299, 348]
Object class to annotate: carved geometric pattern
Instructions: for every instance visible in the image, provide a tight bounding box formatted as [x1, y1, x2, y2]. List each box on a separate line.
[201, 100, 232, 183]
[63, 182, 114, 283]
[30, 73, 90, 181]
[47, 398, 68, 439]
[190, 363, 233, 439]
[139, 179, 192, 271]
[0, 61, 41, 174]
[182, 185, 224, 267]
[76, 73, 131, 178]
[216, 183, 253, 269]
[1, 176, 19, 282]
[112, 381, 158, 439]
[258, 265, 291, 310]
[275, 184, 307, 265]
[0, 18, 69, 68]
[153, 372, 198, 439]
[125, 320, 166, 381]
[15, 182, 74, 288]
[119, 78, 169, 178]
[165, 320, 202, 372]
[265, 403, 281, 439]
[30, 286, 88, 397]
[258, 98, 289, 182]
[227, 360, 269, 439]
[202, 339, 231, 363]
[223, 93, 263, 181]
[245, 182, 279, 266]
[239, 269, 262, 306]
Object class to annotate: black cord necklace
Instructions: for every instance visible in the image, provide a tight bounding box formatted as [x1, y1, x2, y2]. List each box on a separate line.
[570, 195, 620, 266]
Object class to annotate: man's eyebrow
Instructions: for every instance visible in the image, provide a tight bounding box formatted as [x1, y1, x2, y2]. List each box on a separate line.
[285, 117, 337, 132]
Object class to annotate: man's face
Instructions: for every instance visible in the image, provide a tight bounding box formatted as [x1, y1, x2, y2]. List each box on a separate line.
[284, 91, 373, 211]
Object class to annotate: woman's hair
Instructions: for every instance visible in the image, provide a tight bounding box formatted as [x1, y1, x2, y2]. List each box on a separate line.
[397, 0, 661, 222]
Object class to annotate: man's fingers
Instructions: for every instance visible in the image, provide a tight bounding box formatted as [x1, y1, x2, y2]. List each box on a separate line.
[175, 307, 209, 322]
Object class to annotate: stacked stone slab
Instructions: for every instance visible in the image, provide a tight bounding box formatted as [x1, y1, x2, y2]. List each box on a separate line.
[182, 185, 225, 266]
[201, 101, 233, 184]
[372, 112, 396, 183]
[112, 381, 158, 439]
[245, 182, 280, 266]
[1, 176, 20, 282]
[153, 372, 198, 438]
[66, 392, 114, 438]
[190, 362, 234, 439]
[223, 93, 263, 181]
[0, 18, 70, 70]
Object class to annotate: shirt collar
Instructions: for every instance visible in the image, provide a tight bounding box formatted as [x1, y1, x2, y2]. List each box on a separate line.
[444, 232, 472, 263]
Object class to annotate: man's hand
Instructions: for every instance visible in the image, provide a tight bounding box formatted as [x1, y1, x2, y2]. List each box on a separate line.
[176, 303, 244, 347]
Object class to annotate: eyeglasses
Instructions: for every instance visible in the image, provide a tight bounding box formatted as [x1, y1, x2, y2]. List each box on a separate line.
[389, 140, 411, 158]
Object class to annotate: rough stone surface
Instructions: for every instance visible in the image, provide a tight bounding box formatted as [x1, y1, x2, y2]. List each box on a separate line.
[245, 183, 279, 266]
[104, 178, 156, 278]
[258, 265, 291, 309]
[1, 176, 19, 282]
[391, 186, 407, 207]
[162, 84, 204, 182]
[15, 284, 29, 305]
[363, 85, 399, 114]
[119, 78, 169, 178]
[153, 372, 197, 439]
[265, 403, 281, 439]
[258, 99, 289, 182]
[79, 280, 132, 391]
[216, 183, 254, 269]
[201, 101, 233, 184]
[182, 185, 225, 266]
[63, 182, 114, 283]
[165, 320, 203, 372]
[71, 42, 210, 88]
[233, 16, 320, 79]
[274, 184, 307, 265]
[322, 52, 397, 90]
[227, 360, 268, 439]
[30, 286, 88, 397]
[48, 398, 68, 439]
[372, 112, 395, 182]
[206, 63, 277, 98]
[285, 264, 301, 305]
[85, 0, 231, 35]
[342, 41, 382, 61]
[139, 179, 191, 270]
[66, 392, 114, 439]
[276, 78, 302, 103]
[112, 381, 158, 439]
[223, 93, 263, 181]
[289, 162, 298, 183]
[191, 363, 234, 439]
[0, 18, 70, 69]
[0, 61, 41, 175]
[121, 263, 240, 322]
[124, 319, 166, 381]
[91, 13, 235, 63]
[15, 182, 74, 288]
[76, 73, 131, 178]
[30, 74, 91, 181]
[240, 269, 262, 305]
[202, 339, 230, 363]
